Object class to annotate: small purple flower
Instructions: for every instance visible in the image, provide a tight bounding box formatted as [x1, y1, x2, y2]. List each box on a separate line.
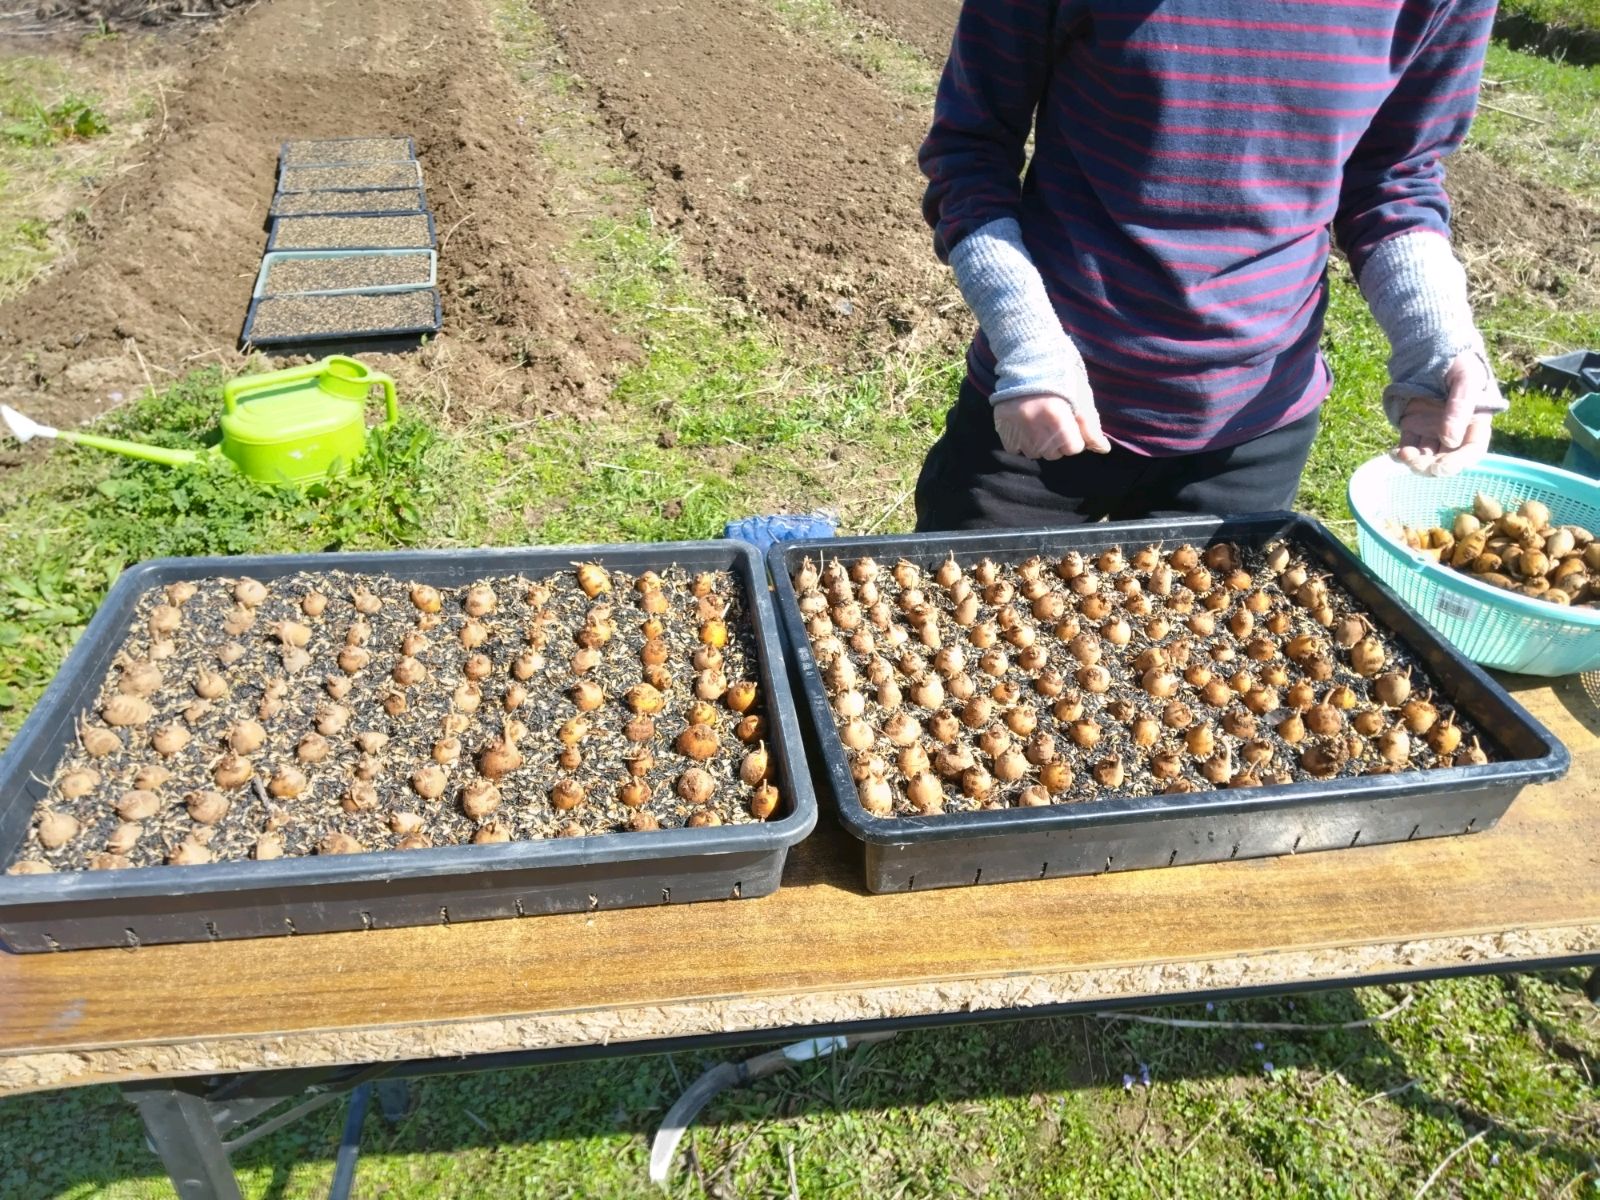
[1490, 1153, 1500, 1167]
[1253, 1042, 1265, 1052]
[1123, 1073, 1135, 1091]
[1139, 1063, 1151, 1088]
[109, 391, 124, 403]
[1263, 1062, 1275, 1074]
[1205, 1002, 1215, 1012]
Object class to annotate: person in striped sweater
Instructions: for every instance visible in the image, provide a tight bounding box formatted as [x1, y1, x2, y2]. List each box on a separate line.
[916, 0, 1505, 530]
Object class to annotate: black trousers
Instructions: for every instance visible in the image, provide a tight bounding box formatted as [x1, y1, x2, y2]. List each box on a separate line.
[915, 379, 1321, 532]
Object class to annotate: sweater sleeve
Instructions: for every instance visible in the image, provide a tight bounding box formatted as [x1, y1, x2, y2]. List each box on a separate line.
[1332, 0, 1495, 278]
[917, 0, 1058, 263]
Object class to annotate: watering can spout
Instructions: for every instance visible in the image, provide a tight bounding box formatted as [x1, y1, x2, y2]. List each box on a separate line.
[1, 403, 203, 468]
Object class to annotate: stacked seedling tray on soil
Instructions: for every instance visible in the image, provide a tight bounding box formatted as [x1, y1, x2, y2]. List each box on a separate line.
[242, 137, 441, 350]
[771, 514, 1568, 893]
[0, 542, 816, 950]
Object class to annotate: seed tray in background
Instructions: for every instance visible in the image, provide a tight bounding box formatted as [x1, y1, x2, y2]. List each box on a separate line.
[253, 250, 438, 299]
[277, 161, 425, 194]
[770, 513, 1568, 894]
[278, 137, 417, 168]
[0, 542, 817, 952]
[269, 188, 429, 218]
[240, 288, 441, 349]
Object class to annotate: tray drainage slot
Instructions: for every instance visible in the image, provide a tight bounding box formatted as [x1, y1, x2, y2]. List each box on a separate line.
[44, 933, 62, 952]
[906, 875, 916, 891]
[1229, 844, 1239, 860]
[439, 907, 450, 926]
[661, 888, 671, 904]
[204, 921, 220, 941]
[588, 894, 600, 911]
[1291, 835, 1302, 854]
[1349, 830, 1363, 848]
[730, 882, 743, 899]
[973, 869, 982, 885]
[360, 911, 374, 931]
[1103, 856, 1114, 874]
[1166, 850, 1177, 868]
[1039, 862, 1049, 878]
[124, 927, 141, 949]
[1466, 817, 1477, 832]
[284, 917, 297, 935]
[514, 899, 526, 918]
[1407, 824, 1421, 841]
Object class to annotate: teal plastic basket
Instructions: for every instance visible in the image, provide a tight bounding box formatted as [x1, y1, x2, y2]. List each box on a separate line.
[1349, 453, 1600, 676]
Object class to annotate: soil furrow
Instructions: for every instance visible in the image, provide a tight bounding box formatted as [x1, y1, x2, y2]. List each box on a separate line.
[0, 0, 631, 429]
[541, 0, 966, 363]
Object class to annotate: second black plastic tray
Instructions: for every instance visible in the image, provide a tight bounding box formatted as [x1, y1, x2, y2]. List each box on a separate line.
[770, 514, 1569, 893]
[0, 542, 817, 951]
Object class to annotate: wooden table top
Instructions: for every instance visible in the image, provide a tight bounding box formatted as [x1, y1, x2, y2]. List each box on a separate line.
[3, 678, 1599, 1096]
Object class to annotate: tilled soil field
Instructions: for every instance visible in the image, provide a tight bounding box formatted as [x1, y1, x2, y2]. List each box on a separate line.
[3, 0, 1595, 432]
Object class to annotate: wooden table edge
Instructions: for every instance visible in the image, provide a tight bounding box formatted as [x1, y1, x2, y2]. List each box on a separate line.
[4, 916, 1596, 1098]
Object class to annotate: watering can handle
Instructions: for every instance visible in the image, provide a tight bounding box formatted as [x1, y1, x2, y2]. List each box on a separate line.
[222, 357, 399, 424]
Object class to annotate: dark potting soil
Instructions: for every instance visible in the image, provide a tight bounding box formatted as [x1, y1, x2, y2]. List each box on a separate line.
[9, 566, 775, 874]
[271, 214, 433, 251]
[271, 189, 426, 217]
[263, 252, 433, 295]
[278, 163, 421, 192]
[280, 137, 415, 166]
[794, 541, 1493, 820]
[248, 290, 437, 339]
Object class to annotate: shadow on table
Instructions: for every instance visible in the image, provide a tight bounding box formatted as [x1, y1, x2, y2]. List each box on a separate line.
[2, 971, 1593, 1198]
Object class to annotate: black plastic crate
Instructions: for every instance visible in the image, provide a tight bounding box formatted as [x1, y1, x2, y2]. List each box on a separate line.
[277, 137, 418, 169]
[769, 513, 1569, 893]
[0, 542, 816, 951]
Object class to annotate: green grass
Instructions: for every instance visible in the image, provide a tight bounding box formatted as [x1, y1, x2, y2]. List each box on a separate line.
[3, 971, 1596, 1198]
[1500, 0, 1600, 37]
[1469, 43, 1600, 197]
[0, 50, 162, 299]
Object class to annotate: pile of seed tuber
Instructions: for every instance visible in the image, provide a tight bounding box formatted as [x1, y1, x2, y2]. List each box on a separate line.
[7, 565, 778, 875]
[1386, 495, 1600, 607]
[792, 542, 1490, 818]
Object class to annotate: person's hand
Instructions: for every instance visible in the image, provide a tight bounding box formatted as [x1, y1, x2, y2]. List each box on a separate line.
[993, 393, 1111, 459]
[1394, 350, 1500, 478]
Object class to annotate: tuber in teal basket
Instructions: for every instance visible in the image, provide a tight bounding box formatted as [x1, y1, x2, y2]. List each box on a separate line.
[1349, 453, 1600, 676]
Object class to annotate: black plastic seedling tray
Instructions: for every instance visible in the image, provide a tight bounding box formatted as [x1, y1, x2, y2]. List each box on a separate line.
[240, 288, 442, 349]
[265, 212, 437, 253]
[0, 542, 816, 952]
[278, 137, 418, 168]
[268, 188, 429, 218]
[770, 513, 1569, 893]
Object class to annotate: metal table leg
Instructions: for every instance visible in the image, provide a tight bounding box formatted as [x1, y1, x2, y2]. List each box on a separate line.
[124, 1082, 244, 1200]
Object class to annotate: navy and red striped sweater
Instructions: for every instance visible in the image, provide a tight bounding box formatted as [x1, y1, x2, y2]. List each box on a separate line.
[919, 0, 1495, 455]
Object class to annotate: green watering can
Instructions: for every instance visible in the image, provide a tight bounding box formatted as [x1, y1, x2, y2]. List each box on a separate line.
[1, 356, 398, 485]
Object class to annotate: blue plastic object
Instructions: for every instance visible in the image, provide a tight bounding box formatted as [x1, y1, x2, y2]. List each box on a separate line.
[723, 513, 837, 558]
[1349, 453, 1600, 676]
[1561, 392, 1600, 477]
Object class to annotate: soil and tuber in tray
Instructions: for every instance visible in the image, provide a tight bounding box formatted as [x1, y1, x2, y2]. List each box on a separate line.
[1385, 495, 1600, 609]
[279, 163, 421, 192]
[271, 189, 427, 216]
[7, 565, 779, 874]
[249, 290, 438, 340]
[280, 138, 414, 166]
[263, 252, 433, 295]
[791, 541, 1491, 819]
[272, 214, 433, 251]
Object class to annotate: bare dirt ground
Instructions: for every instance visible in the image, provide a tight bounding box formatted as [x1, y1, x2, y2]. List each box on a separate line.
[0, 0, 630, 430]
[3, 0, 1596, 433]
[541, 0, 964, 363]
